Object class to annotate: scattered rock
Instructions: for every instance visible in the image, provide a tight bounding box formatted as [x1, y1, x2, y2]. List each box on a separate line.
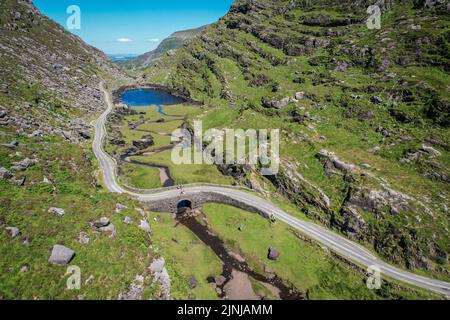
[115, 203, 128, 213]
[79, 232, 90, 244]
[139, 219, 151, 233]
[0, 167, 13, 180]
[370, 96, 383, 104]
[11, 158, 37, 171]
[132, 135, 154, 150]
[149, 257, 171, 300]
[48, 207, 65, 216]
[123, 216, 133, 224]
[92, 217, 110, 228]
[188, 276, 197, 289]
[420, 145, 441, 157]
[1, 141, 19, 149]
[214, 275, 227, 286]
[48, 245, 75, 266]
[5, 227, 20, 238]
[315, 150, 355, 174]
[118, 274, 145, 300]
[262, 96, 290, 109]
[295, 91, 305, 100]
[268, 247, 280, 260]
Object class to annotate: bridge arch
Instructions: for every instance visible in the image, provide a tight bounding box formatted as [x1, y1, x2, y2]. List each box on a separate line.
[177, 199, 192, 214]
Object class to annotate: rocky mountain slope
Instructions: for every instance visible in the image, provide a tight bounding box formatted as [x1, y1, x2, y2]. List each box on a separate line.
[0, 0, 127, 143]
[143, 0, 450, 278]
[124, 25, 208, 69]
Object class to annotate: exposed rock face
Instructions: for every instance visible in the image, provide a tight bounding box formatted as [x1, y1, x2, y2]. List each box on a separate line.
[48, 245, 75, 265]
[0, 0, 128, 142]
[132, 135, 154, 150]
[315, 150, 355, 174]
[149, 257, 171, 300]
[118, 275, 145, 301]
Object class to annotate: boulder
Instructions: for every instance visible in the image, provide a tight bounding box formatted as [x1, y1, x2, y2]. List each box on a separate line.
[5, 227, 20, 238]
[48, 207, 65, 216]
[139, 219, 151, 233]
[123, 216, 133, 225]
[48, 245, 75, 266]
[262, 97, 290, 109]
[92, 217, 110, 228]
[12, 158, 37, 171]
[150, 257, 166, 274]
[214, 275, 227, 286]
[295, 91, 305, 100]
[268, 247, 280, 260]
[188, 276, 198, 289]
[79, 231, 90, 244]
[0, 167, 13, 180]
[115, 203, 128, 213]
[420, 145, 441, 157]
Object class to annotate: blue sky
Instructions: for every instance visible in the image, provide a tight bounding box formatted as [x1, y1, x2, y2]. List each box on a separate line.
[33, 0, 234, 55]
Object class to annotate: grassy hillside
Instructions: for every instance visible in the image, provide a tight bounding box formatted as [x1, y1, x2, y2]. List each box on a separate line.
[124, 25, 208, 69]
[142, 0, 450, 278]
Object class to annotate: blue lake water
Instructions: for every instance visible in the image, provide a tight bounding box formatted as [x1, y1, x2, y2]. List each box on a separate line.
[120, 89, 185, 115]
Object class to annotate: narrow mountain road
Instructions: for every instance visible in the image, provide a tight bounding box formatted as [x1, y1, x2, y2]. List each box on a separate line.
[94, 81, 450, 297]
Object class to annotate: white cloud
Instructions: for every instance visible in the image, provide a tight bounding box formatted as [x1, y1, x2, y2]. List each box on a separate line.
[148, 38, 160, 42]
[116, 38, 133, 43]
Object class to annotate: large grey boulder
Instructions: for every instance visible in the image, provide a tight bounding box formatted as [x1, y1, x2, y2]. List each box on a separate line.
[48, 245, 75, 265]
[262, 97, 290, 109]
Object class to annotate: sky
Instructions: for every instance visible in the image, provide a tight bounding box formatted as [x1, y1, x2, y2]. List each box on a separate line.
[33, 0, 235, 55]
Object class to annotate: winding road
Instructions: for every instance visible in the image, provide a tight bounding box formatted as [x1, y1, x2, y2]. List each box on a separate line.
[93, 82, 450, 297]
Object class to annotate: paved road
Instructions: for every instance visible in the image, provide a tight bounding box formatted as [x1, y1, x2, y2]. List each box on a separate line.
[94, 82, 450, 297]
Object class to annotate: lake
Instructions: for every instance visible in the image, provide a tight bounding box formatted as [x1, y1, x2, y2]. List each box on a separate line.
[120, 89, 185, 115]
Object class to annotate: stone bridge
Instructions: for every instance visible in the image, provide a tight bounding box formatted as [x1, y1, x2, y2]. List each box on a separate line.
[141, 191, 271, 217]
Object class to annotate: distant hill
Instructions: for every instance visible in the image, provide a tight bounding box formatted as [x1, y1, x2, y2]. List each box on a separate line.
[124, 25, 208, 69]
[108, 53, 140, 64]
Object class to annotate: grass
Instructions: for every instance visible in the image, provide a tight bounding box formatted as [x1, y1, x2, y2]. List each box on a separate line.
[201, 203, 441, 300]
[0, 128, 156, 299]
[147, 211, 222, 300]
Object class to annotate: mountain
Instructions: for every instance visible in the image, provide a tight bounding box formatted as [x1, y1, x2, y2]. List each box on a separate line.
[143, 0, 450, 277]
[0, 0, 126, 142]
[124, 25, 208, 69]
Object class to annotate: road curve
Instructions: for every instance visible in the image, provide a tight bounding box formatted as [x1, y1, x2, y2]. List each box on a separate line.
[94, 81, 450, 297]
